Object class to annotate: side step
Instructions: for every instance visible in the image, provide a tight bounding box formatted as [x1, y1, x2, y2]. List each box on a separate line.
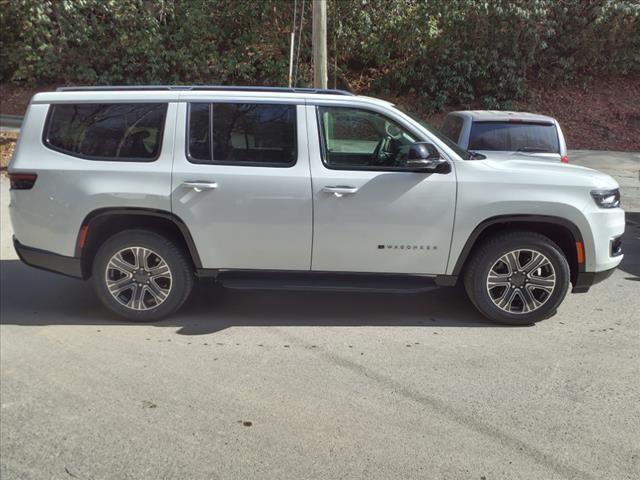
[216, 271, 440, 294]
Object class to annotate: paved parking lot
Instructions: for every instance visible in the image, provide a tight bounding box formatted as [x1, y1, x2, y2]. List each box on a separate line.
[1, 153, 639, 480]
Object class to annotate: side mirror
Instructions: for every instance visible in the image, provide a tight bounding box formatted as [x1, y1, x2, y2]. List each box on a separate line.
[405, 142, 449, 173]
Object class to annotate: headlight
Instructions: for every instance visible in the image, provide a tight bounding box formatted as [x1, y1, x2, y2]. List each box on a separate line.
[591, 188, 620, 208]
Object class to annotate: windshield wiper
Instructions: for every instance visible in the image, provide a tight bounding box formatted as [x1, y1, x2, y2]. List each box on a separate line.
[516, 147, 552, 153]
[467, 150, 487, 160]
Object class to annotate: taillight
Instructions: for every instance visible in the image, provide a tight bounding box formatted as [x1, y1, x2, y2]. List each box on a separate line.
[8, 173, 38, 190]
[560, 155, 569, 164]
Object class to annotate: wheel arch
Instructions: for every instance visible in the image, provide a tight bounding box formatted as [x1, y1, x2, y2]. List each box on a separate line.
[451, 215, 585, 285]
[76, 208, 202, 279]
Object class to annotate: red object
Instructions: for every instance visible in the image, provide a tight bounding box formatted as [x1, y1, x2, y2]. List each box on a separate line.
[8, 173, 37, 190]
[560, 155, 569, 164]
[576, 242, 585, 264]
[77, 225, 90, 250]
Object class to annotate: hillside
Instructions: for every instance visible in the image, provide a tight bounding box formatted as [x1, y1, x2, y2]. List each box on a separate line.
[382, 75, 640, 152]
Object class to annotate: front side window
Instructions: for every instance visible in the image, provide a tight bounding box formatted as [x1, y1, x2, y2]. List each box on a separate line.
[45, 103, 167, 160]
[468, 121, 560, 153]
[317, 106, 417, 169]
[187, 103, 297, 166]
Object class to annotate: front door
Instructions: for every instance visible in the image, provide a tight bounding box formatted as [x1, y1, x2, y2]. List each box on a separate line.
[307, 104, 456, 275]
[172, 101, 312, 270]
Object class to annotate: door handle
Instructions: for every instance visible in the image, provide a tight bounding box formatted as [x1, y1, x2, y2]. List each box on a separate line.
[322, 185, 358, 197]
[183, 181, 218, 192]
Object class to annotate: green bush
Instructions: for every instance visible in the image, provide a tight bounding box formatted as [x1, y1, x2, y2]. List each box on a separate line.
[1, 0, 638, 110]
[332, 0, 640, 108]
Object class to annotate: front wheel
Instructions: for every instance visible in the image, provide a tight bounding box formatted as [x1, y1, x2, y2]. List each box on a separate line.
[92, 230, 194, 321]
[464, 231, 570, 325]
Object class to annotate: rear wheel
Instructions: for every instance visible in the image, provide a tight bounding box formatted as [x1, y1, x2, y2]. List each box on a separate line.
[92, 230, 194, 321]
[464, 231, 570, 325]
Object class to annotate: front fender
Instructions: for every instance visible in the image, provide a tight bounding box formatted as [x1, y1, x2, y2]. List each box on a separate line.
[446, 202, 594, 275]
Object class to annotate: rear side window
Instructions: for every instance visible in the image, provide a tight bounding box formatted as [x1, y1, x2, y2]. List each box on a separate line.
[187, 103, 297, 166]
[440, 115, 463, 143]
[468, 121, 559, 153]
[44, 103, 167, 161]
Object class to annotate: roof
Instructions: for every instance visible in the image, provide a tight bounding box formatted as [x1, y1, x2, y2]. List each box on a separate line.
[449, 110, 556, 123]
[30, 85, 395, 109]
[55, 85, 355, 96]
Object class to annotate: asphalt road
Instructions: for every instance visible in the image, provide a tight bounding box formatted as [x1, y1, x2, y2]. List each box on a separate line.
[1, 153, 639, 480]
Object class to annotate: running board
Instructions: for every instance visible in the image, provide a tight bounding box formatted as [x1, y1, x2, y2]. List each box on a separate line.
[216, 271, 440, 294]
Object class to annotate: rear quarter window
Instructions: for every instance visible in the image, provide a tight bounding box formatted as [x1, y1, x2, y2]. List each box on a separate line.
[44, 103, 168, 161]
[440, 115, 463, 143]
[468, 121, 559, 153]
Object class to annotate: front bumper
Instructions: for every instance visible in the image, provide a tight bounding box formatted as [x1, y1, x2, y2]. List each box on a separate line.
[572, 267, 617, 293]
[13, 237, 83, 279]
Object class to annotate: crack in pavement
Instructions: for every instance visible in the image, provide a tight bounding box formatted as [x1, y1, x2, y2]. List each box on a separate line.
[277, 328, 595, 480]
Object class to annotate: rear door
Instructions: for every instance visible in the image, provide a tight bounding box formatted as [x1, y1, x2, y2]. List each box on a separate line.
[306, 103, 457, 275]
[171, 99, 312, 270]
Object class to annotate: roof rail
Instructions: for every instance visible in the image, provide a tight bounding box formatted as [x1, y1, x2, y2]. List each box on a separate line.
[56, 85, 355, 96]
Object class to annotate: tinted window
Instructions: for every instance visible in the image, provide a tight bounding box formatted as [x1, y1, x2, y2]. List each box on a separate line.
[188, 103, 297, 166]
[468, 122, 559, 152]
[440, 115, 463, 143]
[318, 107, 417, 169]
[188, 103, 211, 161]
[45, 103, 167, 160]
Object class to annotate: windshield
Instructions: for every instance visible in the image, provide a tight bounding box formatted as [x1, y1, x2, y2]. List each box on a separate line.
[392, 106, 472, 160]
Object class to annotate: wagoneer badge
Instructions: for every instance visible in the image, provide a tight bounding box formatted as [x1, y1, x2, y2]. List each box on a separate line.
[378, 245, 438, 250]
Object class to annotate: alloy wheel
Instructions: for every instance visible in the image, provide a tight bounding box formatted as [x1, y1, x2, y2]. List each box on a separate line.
[486, 249, 556, 314]
[105, 246, 173, 311]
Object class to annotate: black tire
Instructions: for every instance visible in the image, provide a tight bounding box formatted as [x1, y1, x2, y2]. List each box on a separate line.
[92, 229, 194, 321]
[463, 231, 570, 325]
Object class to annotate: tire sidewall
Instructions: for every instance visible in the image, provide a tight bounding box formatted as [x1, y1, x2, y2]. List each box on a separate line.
[467, 234, 570, 325]
[92, 230, 192, 321]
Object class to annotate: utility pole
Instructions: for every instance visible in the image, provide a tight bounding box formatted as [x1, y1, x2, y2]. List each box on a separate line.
[312, 0, 328, 89]
[288, 30, 295, 87]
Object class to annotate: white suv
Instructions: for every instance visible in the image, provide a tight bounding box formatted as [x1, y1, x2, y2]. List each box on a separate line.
[441, 110, 569, 163]
[8, 86, 625, 325]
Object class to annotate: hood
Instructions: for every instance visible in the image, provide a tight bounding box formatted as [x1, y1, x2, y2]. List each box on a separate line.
[481, 158, 619, 190]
